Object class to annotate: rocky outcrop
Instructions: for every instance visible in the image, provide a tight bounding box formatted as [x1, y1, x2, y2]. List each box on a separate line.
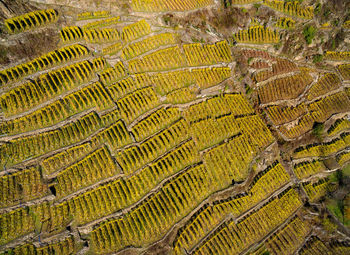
[0, 0, 37, 19]
[0, 1, 12, 19]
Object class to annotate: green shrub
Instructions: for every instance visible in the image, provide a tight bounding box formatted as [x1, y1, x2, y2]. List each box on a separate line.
[274, 41, 282, 50]
[333, 19, 339, 26]
[335, 169, 344, 186]
[254, 3, 261, 10]
[0, 47, 8, 64]
[163, 15, 171, 25]
[314, 3, 321, 15]
[313, 54, 323, 63]
[331, 39, 336, 50]
[312, 122, 324, 138]
[323, 8, 331, 18]
[303, 25, 316, 44]
[245, 85, 253, 95]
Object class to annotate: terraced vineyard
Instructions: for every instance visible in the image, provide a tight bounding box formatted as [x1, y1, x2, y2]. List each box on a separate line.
[0, 0, 349, 255]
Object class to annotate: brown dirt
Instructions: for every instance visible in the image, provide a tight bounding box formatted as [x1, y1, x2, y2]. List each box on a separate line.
[162, 6, 249, 39]
[0, 29, 59, 67]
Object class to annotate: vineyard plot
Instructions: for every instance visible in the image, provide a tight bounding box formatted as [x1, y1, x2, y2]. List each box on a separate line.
[0, 5, 349, 255]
